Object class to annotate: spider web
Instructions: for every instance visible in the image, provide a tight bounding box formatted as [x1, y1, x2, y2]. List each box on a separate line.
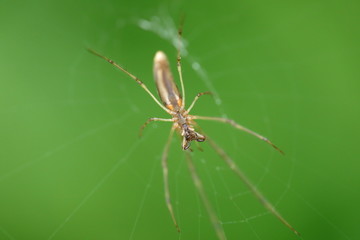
[135, 15, 354, 240]
[0, 7, 356, 240]
[134, 15, 296, 239]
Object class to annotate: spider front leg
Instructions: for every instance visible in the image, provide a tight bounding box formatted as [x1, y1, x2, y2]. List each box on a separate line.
[161, 126, 180, 232]
[203, 134, 300, 236]
[88, 48, 174, 115]
[139, 118, 174, 137]
[176, 15, 186, 108]
[191, 115, 284, 154]
[185, 151, 227, 240]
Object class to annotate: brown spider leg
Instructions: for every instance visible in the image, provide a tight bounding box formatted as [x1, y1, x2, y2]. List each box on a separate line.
[191, 116, 284, 154]
[185, 151, 227, 240]
[139, 118, 173, 137]
[88, 48, 174, 115]
[176, 16, 186, 108]
[161, 126, 180, 232]
[186, 91, 213, 113]
[203, 133, 300, 236]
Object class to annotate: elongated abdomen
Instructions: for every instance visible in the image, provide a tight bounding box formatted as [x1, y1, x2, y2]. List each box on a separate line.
[153, 51, 182, 111]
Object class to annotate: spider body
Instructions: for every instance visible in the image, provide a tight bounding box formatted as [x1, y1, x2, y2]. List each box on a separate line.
[153, 51, 205, 150]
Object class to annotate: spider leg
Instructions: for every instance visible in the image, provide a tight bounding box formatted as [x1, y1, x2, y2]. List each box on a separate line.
[162, 126, 180, 232]
[204, 134, 300, 236]
[88, 48, 174, 114]
[139, 118, 173, 137]
[186, 91, 212, 113]
[185, 151, 227, 240]
[191, 116, 284, 154]
[176, 16, 186, 108]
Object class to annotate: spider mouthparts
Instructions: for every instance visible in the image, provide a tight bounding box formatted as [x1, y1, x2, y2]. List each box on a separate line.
[182, 139, 191, 150]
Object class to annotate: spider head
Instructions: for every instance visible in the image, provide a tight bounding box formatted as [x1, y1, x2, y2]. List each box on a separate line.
[182, 128, 206, 150]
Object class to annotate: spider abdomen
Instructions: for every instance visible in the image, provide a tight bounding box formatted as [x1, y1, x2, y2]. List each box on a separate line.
[153, 51, 183, 111]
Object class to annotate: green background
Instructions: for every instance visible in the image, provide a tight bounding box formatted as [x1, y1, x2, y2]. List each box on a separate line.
[1, 0, 359, 239]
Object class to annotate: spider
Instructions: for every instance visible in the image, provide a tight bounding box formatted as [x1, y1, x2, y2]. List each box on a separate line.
[88, 23, 299, 240]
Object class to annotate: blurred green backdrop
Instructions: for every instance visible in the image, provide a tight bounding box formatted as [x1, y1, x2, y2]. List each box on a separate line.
[1, 0, 359, 239]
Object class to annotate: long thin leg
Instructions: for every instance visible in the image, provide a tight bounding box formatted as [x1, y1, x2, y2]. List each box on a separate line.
[185, 151, 227, 240]
[191, 116, 284, 154]
[186, 91, 212, 113]
[88, 48, 173, 114]
[176, 17, 186, 108]
[139, 117, 173, 137]
[162, 126, 180, 232]
[204, 134, 300, 236]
